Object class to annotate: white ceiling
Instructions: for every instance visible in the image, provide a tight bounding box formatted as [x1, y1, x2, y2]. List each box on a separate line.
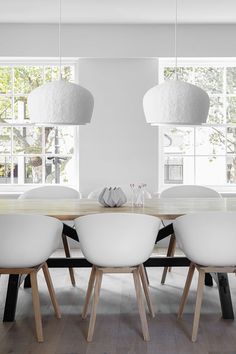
[0, 0, 236, 24]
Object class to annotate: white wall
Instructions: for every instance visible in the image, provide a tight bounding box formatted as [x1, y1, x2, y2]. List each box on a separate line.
[1, 24, 236, 58]
[78, 58, 158, 196]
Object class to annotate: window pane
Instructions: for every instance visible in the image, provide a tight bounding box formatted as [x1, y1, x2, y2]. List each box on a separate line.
[0, 127, 11, 154]
[45, 66, 74, 82]
[45, 126, 74, 154]
[196, 156, 226, 185]
[62, 66, 75, 81]
[0, 157, 11, 184]
[14, 96, 29, 121]
[227, 128, 236, 154]
[13, 156, 42, 184]
[227, 156, 236, 184]
[13, 126, 42, 154]
[45, 156, 75, 184]
[0, 97, 12, 121]
[207, 96, 224, 124]
[164, 67, 194, 83]
[226, 67, 236, 94]
[0, 67, 11, 94]
[14, 66, 43, 94]
[196, 127, 226, 155]
[24, 156, 42, 183]
[164, 156, 194, 184]
[45, 66, 60, 82]
[163, 127, 194, 155]
[195, 67, 223, 94]
[226, 97, 236, 123]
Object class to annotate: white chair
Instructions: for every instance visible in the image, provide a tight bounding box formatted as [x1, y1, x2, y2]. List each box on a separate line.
[173, 212, 236, 342]
[19, 186, 81, 286]
[75, 213, 160, 342]
[0, 214, 62, 342]
[160, 185, 221, 284]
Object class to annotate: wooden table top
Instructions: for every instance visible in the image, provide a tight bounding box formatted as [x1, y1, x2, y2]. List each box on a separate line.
[0, 197, 234, 220]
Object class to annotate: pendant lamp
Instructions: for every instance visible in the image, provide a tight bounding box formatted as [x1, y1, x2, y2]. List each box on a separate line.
[143, 0, 209, 126]
[28, 0, 94, 125]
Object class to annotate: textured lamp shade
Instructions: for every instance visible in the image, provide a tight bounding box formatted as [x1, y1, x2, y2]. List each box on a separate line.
[28, 80, 94, 125]
[143, 80, 210, 126]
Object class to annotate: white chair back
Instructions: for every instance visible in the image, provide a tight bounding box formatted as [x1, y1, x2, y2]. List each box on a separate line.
[173, 212, 236, 267]
[0, 214, 62, 268]
[19, 186, 81, 199]
[75, 213, 160, 267]
[160, 185, 221, 198]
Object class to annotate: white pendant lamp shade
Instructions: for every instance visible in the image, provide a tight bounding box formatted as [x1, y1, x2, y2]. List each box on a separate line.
[28, 80, 94, 125]
[143, 0, 210, 126]
[143, 80, 210, 126]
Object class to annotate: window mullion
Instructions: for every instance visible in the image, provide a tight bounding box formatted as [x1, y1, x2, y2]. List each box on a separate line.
[193, 66, 197, 184]
[11, 67, 14, 185]
[193, 127, 196, 184]
[42, 127, 46, 185]
[223, 67, 228, 185]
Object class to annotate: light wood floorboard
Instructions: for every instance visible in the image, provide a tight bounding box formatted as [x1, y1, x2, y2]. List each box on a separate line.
[0, 248, 236, 354]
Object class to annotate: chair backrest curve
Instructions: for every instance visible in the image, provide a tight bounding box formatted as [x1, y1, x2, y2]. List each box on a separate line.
[0, 214, 62, 268]
[19, 186, 81, 199]
[173, 212, 236, 267]
[75, 213, 160, 267]
[160, 185, 221, 198]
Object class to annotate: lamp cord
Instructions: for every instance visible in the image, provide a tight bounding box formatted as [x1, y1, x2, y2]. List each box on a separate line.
[174, 0, 178, 80]
[59, 0, 62, 80]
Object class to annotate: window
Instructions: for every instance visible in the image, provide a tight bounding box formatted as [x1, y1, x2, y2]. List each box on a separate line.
[0, 59, 78, 190]
[159, 58, 236, 192]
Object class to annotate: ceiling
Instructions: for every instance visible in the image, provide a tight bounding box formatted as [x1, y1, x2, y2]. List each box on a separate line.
[0, 0, 236, 24]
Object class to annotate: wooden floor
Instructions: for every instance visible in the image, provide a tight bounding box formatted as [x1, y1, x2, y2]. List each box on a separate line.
[1, 248, 236, 354]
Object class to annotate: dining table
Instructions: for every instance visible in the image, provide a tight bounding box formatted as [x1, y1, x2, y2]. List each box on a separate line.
[1, 196, 235, 322]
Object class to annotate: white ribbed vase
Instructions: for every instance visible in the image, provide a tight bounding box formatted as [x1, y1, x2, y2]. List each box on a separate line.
[143, 80, 210, 126]
[28, 80, 94, 125]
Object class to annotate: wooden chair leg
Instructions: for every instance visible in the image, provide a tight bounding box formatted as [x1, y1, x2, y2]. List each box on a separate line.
[87, 269, 103, 342]
[139, 265, 155, 318]
[62, 233, 76, 287]
[161, 234, 176, 285]
[30, 271, 43, 342]
[82, 265, 96, 319]
[143, 265, 150, 286]
[133, 268, 150, 341]
[178, 263, 195, 319]
[42, 263, 61, 319]
[192, 269, 205, 342]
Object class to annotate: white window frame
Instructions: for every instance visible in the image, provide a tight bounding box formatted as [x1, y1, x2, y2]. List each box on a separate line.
[0, 57, 80, 194]
[158, 57, 236, 194]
